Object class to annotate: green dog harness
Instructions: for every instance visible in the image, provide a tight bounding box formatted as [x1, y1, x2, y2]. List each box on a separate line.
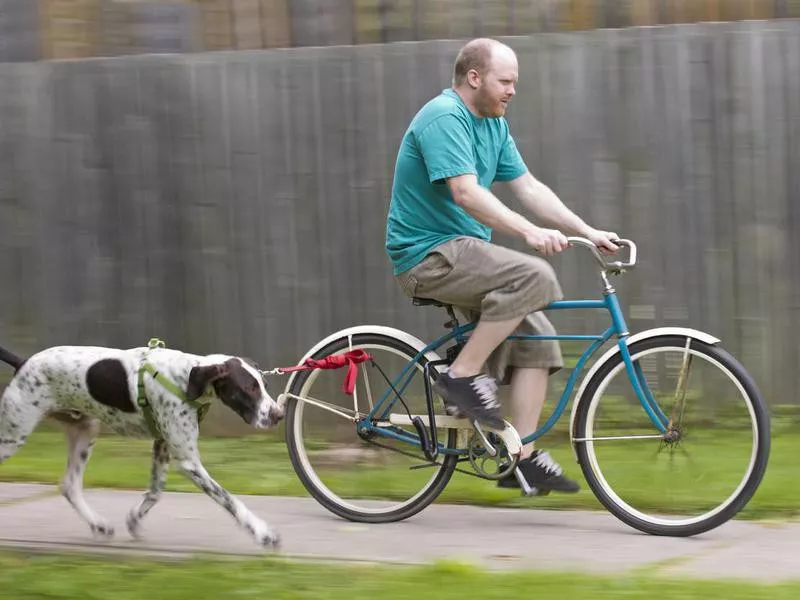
[136, 338, 212, 439]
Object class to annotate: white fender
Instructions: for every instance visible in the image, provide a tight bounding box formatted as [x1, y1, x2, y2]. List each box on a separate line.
[567, 327, 721, 453]
[278, 325, 444, 404]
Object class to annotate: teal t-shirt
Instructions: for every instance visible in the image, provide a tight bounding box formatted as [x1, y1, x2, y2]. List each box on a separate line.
[385, 88, 528, 275]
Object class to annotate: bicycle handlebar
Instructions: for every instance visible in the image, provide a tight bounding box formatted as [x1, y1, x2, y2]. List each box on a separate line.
[567, 237, 637, 272]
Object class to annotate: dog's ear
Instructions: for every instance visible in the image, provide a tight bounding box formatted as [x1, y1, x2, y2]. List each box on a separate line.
[186, 363, 229, 402]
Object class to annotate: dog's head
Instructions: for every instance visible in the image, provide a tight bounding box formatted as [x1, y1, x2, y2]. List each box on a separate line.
[185, 356, 284, 428]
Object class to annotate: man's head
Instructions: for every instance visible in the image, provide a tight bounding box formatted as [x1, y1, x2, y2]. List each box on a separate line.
[452, 38, 518, 118]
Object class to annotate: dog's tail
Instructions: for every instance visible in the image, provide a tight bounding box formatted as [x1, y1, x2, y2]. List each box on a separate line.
[0, 345, 26, 372]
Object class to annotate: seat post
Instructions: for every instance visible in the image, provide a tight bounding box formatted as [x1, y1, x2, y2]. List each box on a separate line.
[444, 305, 459, 330]
[411, 296, 460, 330]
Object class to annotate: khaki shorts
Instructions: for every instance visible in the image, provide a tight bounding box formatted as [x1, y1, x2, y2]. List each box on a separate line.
[395, 236, 564, 383]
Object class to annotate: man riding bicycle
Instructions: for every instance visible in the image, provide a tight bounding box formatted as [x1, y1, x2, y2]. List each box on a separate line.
[385, 38, 619, 494]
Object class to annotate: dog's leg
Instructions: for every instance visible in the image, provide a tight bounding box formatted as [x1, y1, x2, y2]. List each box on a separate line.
[0, 432, 28, 465]
[126, 439, 169, 538]
[0, 438, 22, 465]
[0, 427, 28, 465]
[60, 418, 115, 539]
[177, 456, 279, 548]
[159, 414, 279, 548]
[164, 431, 278, 548]
[0, 383, 42, 465]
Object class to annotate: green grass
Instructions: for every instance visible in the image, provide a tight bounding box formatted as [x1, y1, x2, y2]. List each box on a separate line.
[0, 551, 798, 599]
[0, 421, 797, 519]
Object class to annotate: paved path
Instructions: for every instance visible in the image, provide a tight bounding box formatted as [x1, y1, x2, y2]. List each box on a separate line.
[0, 483, 797, 581]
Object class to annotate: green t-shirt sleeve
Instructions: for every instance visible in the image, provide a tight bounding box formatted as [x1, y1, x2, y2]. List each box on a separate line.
[416, 114, 478, 184]
[494, 130, 528, 182]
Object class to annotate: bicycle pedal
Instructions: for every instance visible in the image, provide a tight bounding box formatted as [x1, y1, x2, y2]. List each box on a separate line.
[513, 466, 542, 497]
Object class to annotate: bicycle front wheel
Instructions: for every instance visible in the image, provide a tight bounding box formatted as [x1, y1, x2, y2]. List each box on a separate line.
[574, 335, 770, 537]
[284, 332, 458, 523]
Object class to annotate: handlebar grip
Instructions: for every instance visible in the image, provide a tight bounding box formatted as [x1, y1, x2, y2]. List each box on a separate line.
[566, 237, 637, 271]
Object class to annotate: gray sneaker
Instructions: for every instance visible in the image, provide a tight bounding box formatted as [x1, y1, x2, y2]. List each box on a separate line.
[498, 449, 581, 493]
[433, 372, 505, 430]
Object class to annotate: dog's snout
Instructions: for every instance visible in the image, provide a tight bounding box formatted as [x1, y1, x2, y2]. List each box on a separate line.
[253, 399, 284, 428]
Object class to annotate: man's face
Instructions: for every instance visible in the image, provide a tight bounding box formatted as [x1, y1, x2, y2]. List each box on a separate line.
[474, 49, 518, 118]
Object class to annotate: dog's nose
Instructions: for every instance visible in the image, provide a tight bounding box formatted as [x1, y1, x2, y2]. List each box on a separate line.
[270, 403, 285, 421]
[254, 402, 284, 428]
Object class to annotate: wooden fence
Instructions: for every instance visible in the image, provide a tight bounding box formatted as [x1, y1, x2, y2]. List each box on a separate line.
[0, 18, 798, 431]
[3, 0, 800, 61]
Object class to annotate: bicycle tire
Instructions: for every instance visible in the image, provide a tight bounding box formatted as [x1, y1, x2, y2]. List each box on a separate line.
[574, 335, 770, 537]
[285, 332, 459, 523]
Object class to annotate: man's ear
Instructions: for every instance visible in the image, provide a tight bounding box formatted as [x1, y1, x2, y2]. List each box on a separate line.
[186, 363, 229, 402]
[467, 68, 481, 89]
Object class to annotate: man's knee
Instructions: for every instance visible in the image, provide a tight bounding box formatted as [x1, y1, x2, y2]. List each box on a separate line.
[479, 255, 562, 319]
[512, 257, 562, 308]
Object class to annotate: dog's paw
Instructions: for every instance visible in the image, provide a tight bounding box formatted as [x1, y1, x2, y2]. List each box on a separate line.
[259, 531, 280, 549]
[126, 512, 143, 540]
[89, 520, 115, 540]
[248, 520, 280, 549]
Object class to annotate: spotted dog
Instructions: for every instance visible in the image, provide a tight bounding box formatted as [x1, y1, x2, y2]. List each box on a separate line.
[0, 342, 285, 548]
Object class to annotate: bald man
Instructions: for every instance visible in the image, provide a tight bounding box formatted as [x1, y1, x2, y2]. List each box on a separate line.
[385, 38, 619, 494]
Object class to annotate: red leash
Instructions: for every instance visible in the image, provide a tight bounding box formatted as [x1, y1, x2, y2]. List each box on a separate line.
[276, 349, 372, 395]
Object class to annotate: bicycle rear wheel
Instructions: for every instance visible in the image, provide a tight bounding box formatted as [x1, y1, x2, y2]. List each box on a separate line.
[284, 332, 458, 523]
[574, 335, 770, 537]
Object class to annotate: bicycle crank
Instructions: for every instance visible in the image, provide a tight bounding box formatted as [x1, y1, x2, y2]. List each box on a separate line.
[467, 422, 522, 480]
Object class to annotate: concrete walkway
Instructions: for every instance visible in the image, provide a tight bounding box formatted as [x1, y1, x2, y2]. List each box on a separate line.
[0, 482, 797, 581]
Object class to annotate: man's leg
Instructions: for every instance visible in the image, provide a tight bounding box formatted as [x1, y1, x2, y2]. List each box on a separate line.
[510, 367, 549, 460]
[395, 237, 562, 430]
[495, 314, 580, 493]
[447, 317, 525, 379]
[439, 315, 535, 430]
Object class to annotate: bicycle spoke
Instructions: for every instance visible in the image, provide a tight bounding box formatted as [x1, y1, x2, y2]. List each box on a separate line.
[282, 392, 358, 421]
[574, 433, 665, 442]
[669, 337, 693, 428]
[575, 336, 768, 536]
[362, 366, 374, 412]
[285, 333, 458, 522]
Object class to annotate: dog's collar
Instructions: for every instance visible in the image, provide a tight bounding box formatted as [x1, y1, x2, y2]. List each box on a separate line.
[136, 338, 212, 439]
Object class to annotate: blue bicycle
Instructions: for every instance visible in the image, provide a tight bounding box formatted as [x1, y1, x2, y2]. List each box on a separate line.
[279, 238, 770, 537]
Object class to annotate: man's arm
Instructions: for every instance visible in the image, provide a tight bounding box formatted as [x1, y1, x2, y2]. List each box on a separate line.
[446, 174, 569, 256]
[504, 171, 591, 236]
[504, 171, 619, 254]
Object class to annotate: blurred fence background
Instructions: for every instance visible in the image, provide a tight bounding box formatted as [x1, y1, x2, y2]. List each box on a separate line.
[1, 0, 800, 61]
[0, 8, 798, 432]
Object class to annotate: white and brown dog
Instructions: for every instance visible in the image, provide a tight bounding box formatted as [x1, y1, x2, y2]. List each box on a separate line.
[0, 341, 284, 548]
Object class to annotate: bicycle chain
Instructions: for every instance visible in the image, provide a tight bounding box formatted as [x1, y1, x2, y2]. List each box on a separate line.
[357, 429, 500, 480]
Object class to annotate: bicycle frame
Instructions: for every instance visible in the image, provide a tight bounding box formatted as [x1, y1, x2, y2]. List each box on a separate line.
[280, 232, 769, 537]
[360, 257, 670, 458]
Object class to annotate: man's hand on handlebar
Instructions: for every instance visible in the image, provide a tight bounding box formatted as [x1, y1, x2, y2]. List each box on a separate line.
[567, 235, 637, 271]
[583, 228, 620, 255]
[525, 226, 621, 257]
[524, 227, 570, 257]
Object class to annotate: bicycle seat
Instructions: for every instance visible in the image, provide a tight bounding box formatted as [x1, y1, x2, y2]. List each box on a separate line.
[412, 297, 449, 308]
